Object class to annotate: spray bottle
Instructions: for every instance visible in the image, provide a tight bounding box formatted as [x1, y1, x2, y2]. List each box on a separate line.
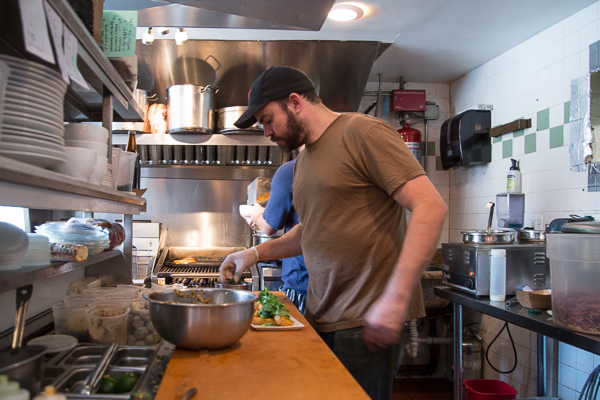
[506, 159, 521, 193]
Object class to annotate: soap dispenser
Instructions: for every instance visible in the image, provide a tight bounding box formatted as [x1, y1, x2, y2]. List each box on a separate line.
[507, 159, 521, 193]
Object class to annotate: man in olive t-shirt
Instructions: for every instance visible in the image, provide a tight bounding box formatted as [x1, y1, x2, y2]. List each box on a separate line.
[220, 67, 447, 400]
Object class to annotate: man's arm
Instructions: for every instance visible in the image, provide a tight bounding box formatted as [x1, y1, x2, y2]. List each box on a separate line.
[362, 175, 447, 350]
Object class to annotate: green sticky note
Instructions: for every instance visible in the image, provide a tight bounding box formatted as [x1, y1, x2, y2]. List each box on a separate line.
[100, 11, 138, 58]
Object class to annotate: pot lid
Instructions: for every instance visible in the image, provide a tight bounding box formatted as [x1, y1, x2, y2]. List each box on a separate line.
[561, 221, 600, 234]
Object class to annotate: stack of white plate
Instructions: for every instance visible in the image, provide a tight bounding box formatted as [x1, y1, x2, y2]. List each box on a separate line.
[22, 233, 51, 267]
[0, 221, 29, 270]
[35, 221, 110, 256]
[0, 54, 67, 169]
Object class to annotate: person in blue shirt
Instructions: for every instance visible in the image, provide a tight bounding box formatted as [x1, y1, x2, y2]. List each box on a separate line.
[242, 156, 308, 314]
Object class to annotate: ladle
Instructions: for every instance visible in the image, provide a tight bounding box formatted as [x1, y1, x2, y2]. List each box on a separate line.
[486, 202, 495, 234]
[70, 342, 118, 395]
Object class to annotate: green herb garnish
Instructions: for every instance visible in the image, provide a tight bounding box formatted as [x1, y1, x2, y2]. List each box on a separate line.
[257, 288, 290, 319]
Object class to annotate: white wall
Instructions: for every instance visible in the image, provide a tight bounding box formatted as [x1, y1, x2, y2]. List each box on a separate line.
[447, 2, 600, 398]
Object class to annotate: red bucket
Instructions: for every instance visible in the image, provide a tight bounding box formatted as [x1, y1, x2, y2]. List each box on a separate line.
[464, 379, 518, 400]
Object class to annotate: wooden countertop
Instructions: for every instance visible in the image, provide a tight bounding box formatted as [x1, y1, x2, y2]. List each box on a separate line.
[154, 293, 369, 400]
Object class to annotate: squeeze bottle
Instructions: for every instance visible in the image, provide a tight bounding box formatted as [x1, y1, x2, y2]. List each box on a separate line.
[489, 249, 507, 302]
[507, 159, 521, 193]
[31, 386, 65, 400]
[0, 375, 29, 400]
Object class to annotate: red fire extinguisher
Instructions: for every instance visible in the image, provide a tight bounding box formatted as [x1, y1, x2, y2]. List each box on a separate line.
[397, 122, 422, 165]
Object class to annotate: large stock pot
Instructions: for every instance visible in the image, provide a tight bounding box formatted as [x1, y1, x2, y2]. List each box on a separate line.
[167, 84, 218, 134]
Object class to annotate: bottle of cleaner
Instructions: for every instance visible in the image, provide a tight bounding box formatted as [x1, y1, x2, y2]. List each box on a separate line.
[489, 249, 507, 302]
[507, 159, 521, 193]
[0, 375, 29, 400]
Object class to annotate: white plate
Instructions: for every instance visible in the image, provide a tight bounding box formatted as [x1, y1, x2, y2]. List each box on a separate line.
[4, 103, 63, 125]
[27, 334, 77, 354]
[251, 315, 305, 331]
[7, 77, 65, 101]
[5, 83, 59, 103]
[0, 54, 65, 81]
[5, 96, 63, 113]
[3, 123, 65, 140]
[2, 133, 66, 152]
[3, 113, 64, 136]
[4, 109, 64, 129]
[0, 141, 66, 159]
[0, 149, 66, 168]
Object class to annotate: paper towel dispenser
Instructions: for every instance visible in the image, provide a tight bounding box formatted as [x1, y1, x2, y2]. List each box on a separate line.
[440, 109, 491, 170]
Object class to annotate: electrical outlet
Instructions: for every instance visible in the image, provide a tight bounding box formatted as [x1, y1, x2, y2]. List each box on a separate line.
[531, 214, 544, 230]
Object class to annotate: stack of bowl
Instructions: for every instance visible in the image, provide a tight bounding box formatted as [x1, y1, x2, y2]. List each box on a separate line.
[0, 222, 29, 271]
[56, 123, 109, 184]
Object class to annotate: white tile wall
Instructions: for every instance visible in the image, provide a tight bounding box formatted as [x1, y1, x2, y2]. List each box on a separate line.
[443, 1, 600, 397]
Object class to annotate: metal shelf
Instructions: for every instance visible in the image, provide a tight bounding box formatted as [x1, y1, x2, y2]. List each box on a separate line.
[0, 156, 145, 214]
[0, 250, 123, 295]
[112, 133, 277, 146]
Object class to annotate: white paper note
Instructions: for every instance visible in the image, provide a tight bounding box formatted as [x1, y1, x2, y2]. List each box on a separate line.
[63, 25, 89, 89]
[43, 0, 69, 84]
[18, 0, 55, 64]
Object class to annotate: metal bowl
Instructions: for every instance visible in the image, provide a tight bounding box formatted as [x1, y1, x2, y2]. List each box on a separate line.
[142, 288, 258, 350]
[461, 230, 517, 244]
[213, 281, 253, 291]
[517, 229, 546, 242]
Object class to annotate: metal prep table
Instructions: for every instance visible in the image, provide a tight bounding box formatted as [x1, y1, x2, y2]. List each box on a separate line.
[434, 286, 600, 400]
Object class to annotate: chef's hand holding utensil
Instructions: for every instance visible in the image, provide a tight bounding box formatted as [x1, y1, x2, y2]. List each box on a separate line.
[219, 247, 259, 282]
[362, 292, 408, 352]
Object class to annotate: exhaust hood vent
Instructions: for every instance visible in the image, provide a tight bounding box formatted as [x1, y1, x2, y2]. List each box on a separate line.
[136, 40, 389, 112]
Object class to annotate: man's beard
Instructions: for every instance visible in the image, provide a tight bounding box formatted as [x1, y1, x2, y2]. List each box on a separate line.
[270, 107, 309, 153]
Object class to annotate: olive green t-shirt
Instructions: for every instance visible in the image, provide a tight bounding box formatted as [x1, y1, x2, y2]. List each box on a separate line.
[293, 113, 426, 332]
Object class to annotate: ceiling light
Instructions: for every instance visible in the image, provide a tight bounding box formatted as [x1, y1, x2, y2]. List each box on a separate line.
[142, 27, 154, 45]
[328, 4, 364, 21]
[175, 28, 188, 45]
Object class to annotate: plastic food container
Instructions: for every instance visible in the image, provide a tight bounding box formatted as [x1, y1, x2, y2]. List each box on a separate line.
[126, 293, 162, 346]
[547, 232, 600, 335]
[115, 151, 137, 192]
[52, 302, 90, 342]
[85, 301, 130, 344]
[463, 379, 518, 400]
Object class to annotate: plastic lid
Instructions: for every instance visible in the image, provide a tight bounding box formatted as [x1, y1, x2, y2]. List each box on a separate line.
[27, 335, 78, 354]
[0, 375, 21, 396]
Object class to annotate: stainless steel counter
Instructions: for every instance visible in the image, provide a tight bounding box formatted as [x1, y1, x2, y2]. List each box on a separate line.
[433, 286, 600, 399]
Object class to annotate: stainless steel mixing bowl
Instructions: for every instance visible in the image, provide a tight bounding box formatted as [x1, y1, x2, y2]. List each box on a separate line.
[142, 288, 258, 350]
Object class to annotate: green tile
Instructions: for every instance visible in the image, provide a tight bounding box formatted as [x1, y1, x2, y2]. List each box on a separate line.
[503, 139, 513, 158]
[513, 129, 525, 138]
[550, 125, 564, 148]
[436, 156, 443, 171]
[525, 133, 536, 154]
[493, 136, 503, 143]
[537, 108, 550, 131]
[427, 141, 436, 156]
[564, 101, 570, 124]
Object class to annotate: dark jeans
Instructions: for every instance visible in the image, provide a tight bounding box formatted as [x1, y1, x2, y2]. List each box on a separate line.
[284, 287, 307, 315]
[318, 327, 402, 400]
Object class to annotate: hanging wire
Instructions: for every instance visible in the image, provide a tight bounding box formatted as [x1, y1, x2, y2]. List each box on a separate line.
[578, 363, 600, 399]
[485, 321, 518, 374]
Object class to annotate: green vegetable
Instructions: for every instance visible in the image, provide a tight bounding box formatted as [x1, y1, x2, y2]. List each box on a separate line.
[115, 373, 138, 393]
[257, 288, 290, 319]
[98, 376, 116, 394]
[225, 277, 244, 284]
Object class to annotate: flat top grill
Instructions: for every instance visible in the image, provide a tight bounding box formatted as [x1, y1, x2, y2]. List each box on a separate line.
[153, 246, 251, 288]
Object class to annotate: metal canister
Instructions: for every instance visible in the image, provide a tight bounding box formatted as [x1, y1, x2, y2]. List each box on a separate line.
[166, 84, 218, 134]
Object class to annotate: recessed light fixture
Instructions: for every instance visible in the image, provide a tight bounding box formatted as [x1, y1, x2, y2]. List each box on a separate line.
[142, 27, 154, 45]
[175, 28, 188, 45]
[328, 3, 364, 21]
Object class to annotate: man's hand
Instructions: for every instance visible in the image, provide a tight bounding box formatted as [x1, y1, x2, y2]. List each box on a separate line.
[219, 248, 259, 282]
[362, 293, 408, 352]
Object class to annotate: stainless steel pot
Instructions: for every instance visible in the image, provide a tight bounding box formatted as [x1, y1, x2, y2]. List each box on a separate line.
[217, 106, 263, 135]
[167, 84, 218, 134]
[461, 230, 517, 244]
[252, 230, 283, 246]
[517, 229, 546, 242]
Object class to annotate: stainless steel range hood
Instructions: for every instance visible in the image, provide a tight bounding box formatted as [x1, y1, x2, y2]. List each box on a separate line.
[136, 40, 389, 112]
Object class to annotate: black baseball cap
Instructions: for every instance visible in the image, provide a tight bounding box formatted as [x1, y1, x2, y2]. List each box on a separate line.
[234, 66, 316, 129]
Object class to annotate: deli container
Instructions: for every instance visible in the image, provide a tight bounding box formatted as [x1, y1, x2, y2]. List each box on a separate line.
[547, 230, 600, 335]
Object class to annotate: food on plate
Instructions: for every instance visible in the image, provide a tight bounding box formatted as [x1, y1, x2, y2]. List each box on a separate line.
[173, 257, 195, 264]
[253, 289, 292, 326]
[51, 242, 88, 262]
